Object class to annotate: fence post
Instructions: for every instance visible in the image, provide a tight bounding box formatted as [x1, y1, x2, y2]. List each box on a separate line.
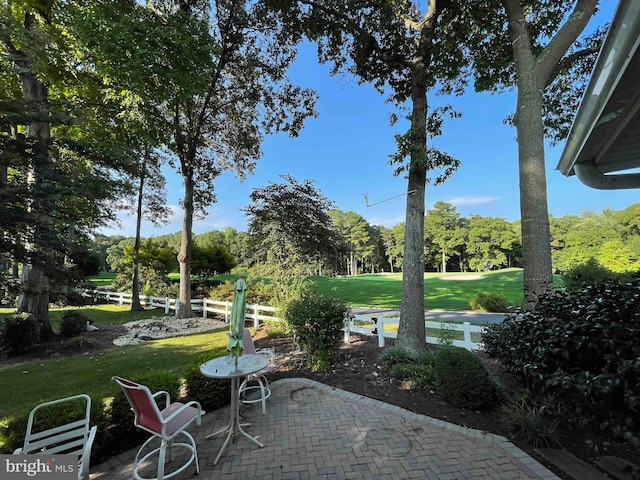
[343, 316, 351, 343]
[253, 304, 259, 328]
[225, 301, 230, 323]
[202, 298, 208, 319]
[164, 297, 170, 314]
[463, 322, 471, 351]
[378, 317, 385, 348]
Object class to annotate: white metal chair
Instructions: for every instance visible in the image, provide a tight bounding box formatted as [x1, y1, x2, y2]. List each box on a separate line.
[238, 328, 276, 414]
[13, 393, 97, 480]
[112, 376, 204, 480]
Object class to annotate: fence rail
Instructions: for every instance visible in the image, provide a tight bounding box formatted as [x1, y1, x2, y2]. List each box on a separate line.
[81, 289, 485, 350]
[79, 289, 278, 328]
[344, 314, 485, 351]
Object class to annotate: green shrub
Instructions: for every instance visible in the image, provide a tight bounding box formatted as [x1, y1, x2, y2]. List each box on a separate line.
[501, 399, 560, 448]
[561, 258, 621, 292]
[284, 292, 349, 371]
[380, 346, 436, 390]
[183, 356, 231, 411]
[482, 277, 640, 443]
[469, 291, 510, 312]
[0, 313, 40, 357]
[434, 347, 495, 409]
[60, 310, 90, 337]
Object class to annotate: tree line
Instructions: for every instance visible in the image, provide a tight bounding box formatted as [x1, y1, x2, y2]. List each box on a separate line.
[96, 178, 640, 285]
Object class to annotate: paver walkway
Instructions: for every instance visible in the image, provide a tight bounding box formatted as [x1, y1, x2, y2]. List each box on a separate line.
[90, 378, 559, 480]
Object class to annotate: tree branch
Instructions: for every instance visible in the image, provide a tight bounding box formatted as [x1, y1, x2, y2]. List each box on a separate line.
[535, 0, 599, 87]
[544, 44, 601, 88]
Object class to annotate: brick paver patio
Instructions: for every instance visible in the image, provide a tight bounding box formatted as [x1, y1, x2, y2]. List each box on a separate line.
[90, 378, 559, 480]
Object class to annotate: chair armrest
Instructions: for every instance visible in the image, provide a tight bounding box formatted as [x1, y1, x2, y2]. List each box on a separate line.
[13, 448, 23, 454]
[152, 390, 170, 408]
[79, 425, 97, 480]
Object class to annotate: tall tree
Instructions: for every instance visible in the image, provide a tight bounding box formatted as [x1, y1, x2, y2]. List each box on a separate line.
[424, 201, 464, 273]
[269, 0, 470, 352]
[468, 0, 603, 307]
[244, 175, 338, 277]
[158, 0, 317, 318]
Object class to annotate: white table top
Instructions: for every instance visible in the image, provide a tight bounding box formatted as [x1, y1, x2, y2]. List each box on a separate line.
[200, 354, 268, 379]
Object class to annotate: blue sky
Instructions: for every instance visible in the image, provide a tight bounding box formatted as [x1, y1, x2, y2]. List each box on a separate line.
[99, 2, 637, 238]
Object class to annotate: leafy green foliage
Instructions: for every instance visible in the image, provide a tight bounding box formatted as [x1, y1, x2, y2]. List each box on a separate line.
[284, 292, 348, 371]
[468, 291, 510, 312]
[561, 258, 625, 292]
[191, 243, 237, 281]
[482, 277, 640, 443]
[434, 347, 495, 410]
[501, 399, 560, 448]
[59, 310, 90, 337]
[0, 313, 40, 357]
[380, 346, 436, 390]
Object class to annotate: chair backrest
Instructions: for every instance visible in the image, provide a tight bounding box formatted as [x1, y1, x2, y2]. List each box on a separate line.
[19, 394, 92, 457]
[242, 328, 257, 354]
[112, 376, 162, 435]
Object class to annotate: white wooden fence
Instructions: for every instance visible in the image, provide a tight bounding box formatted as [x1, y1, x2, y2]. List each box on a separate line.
[81, 289, 485, 350]
[343, 314, 485, 351]
[79, 289, 278, 328]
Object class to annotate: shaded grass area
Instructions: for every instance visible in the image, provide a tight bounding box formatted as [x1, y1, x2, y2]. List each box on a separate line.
[0, 329, 229, 418]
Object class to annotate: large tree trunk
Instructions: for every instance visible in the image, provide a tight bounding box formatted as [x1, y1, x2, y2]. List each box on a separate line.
[503, 0, 598, 309]
[176, 173, 195, 319]
[397, 67, 427, 353]
[130, 156, 147, 312]
[15, 20, 54, 338]
[515, 81, 553, 308]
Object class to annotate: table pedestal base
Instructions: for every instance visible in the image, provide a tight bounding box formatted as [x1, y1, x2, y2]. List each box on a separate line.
[207, 376, 264, 465]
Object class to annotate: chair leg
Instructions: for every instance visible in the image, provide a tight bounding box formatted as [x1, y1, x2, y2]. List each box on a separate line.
[158, 440, 167, 480]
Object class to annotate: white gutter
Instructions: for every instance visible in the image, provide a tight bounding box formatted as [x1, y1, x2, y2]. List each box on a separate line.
[556, 0, 640, 188]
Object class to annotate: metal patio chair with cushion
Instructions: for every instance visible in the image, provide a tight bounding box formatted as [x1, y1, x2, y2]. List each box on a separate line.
[112, 376, 204, 480]
[13, 393, 97, 480]
[238, 328, 276, 414]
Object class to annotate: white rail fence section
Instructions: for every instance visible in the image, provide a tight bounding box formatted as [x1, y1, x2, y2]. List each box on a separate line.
[344, 314, 485, 351]
[81, 289, 277, 328]
[82, 290, 485, 350]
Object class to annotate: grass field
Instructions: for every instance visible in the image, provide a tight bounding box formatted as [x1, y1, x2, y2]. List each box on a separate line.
[90, 267, 562, 310]
[309, 268, 563, 309]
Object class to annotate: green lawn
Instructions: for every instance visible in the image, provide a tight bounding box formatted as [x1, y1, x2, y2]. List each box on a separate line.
[0, 328, 230, 443]
[94, 267, 562, 310]
[309, 268, 563, 309]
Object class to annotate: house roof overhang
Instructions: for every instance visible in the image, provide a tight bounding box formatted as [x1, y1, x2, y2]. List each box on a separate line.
[556, 1, 640, 189]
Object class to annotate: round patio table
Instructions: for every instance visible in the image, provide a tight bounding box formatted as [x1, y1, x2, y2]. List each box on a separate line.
[200, 354, 269, 465]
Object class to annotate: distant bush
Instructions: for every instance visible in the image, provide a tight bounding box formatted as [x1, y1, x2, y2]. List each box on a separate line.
[469, 291, 510, 312]
[60, 310, 90, 337]
[434, 347, 495, 410]
[560, 258, 621, 292]
[284, 292, 349, 371]
[0, 313, 40, 357]
[482, 277, 640, 445]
